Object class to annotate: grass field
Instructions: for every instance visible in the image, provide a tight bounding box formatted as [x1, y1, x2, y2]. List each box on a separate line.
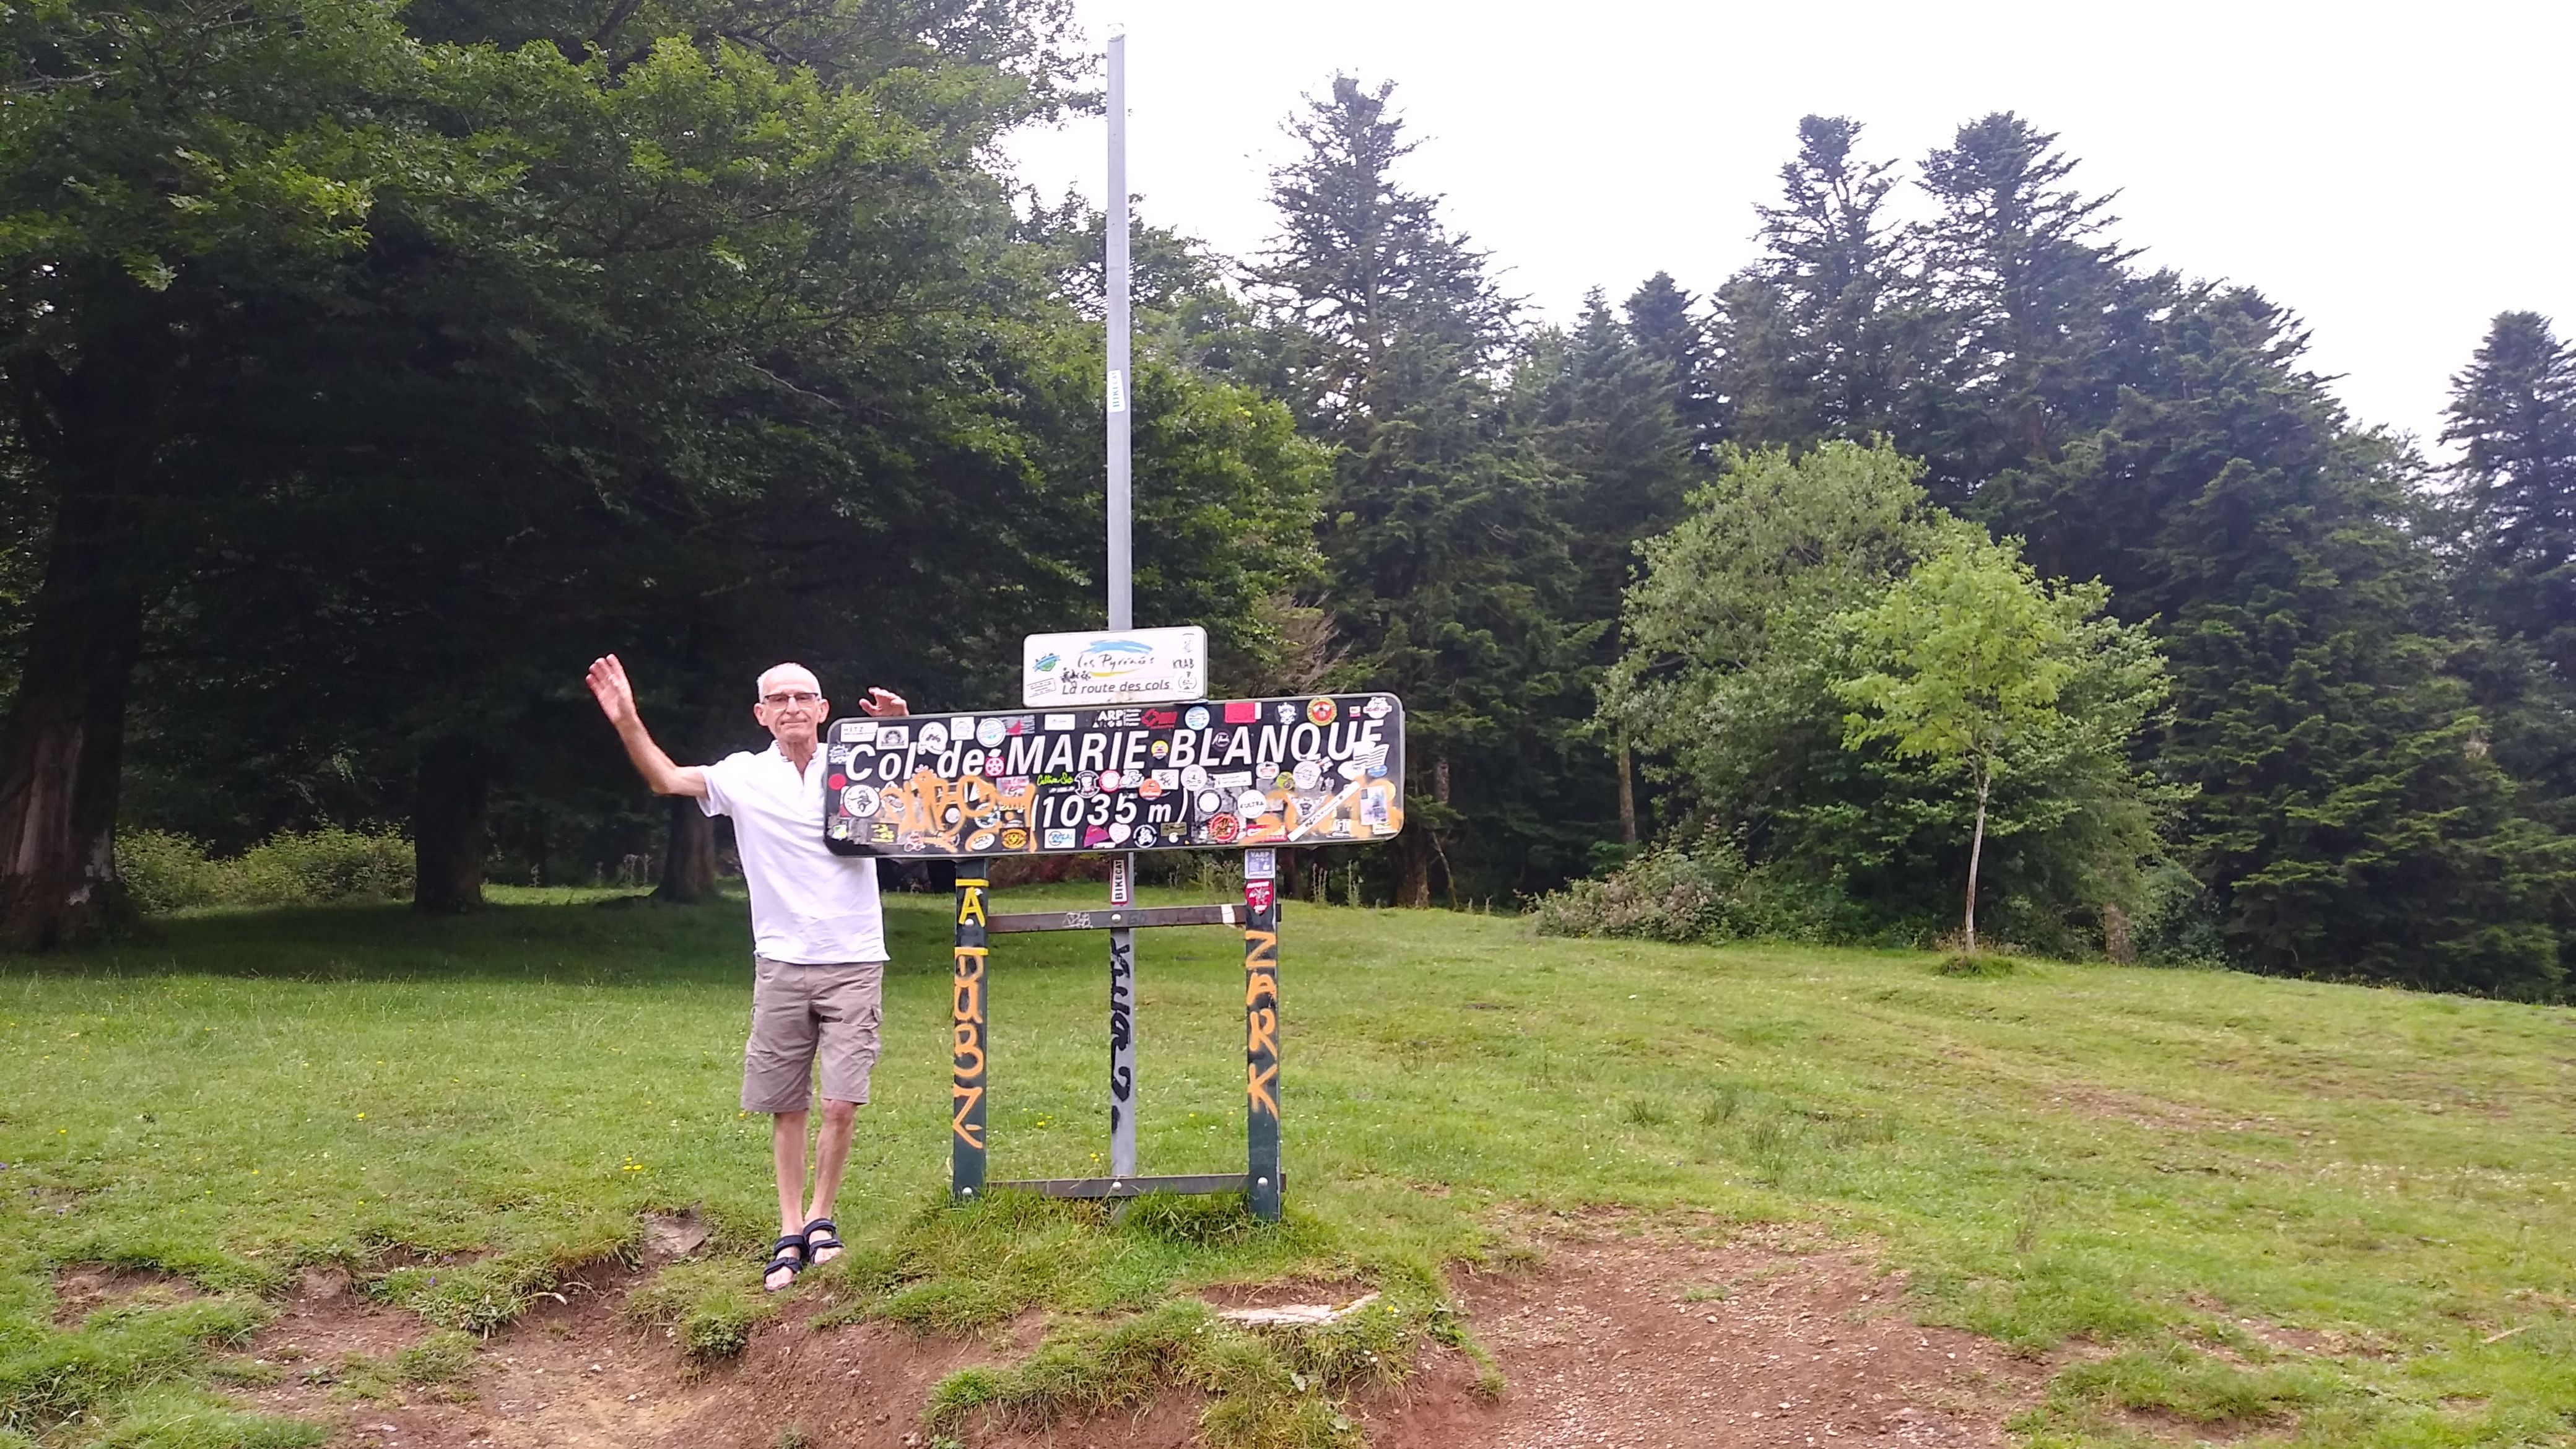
[4, 885, 2575, 1447]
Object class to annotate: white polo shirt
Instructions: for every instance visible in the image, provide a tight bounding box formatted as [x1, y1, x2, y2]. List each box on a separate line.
[700, 743, 886, 965]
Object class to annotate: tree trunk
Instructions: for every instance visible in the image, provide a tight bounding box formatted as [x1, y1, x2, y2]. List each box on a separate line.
[1963, 764, 1991, 953]
[2102, 902, 2134, 964]
[413, 736, 488, 913]
[0, 492, 145, 950]
[1395, 828, 1434, 909]
[655, 794, 715, 903]
[1617, 737, 1638, 848]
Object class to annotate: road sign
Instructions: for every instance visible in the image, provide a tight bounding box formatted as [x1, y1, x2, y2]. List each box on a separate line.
[1021, 626, 1207, 707]
[824, 694, 1404, 857]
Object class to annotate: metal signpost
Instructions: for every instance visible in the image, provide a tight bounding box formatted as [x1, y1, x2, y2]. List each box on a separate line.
[1103, 32, 1136, 1187]
[823, 33, 1404, 1224]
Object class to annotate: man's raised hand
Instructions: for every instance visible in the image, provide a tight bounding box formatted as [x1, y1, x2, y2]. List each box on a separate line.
[586, 654, 640, 727]
[858, 687, 908, 718]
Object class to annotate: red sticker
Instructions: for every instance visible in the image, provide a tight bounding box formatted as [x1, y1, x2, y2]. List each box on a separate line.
[1141, 707, 1178, 728]
[829, 774, 845, 790]
[1209, 812, 1241, 844]
[1245, 878, 1275, 913]
[1224, 700, 1259, 723]
[1306, 697, 1337, 724]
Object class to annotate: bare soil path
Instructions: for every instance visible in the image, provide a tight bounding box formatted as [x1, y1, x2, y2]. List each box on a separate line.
[188, 1219, 2045, 1448]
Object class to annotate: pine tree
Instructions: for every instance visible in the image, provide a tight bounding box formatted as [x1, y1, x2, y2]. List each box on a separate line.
[2123, 290, 2569, 995]
[1520, 292, 1703, 854]
[1704, 116, 1921, 456]
[1622, 271, 1724, 456]
[1251, 77, 1587, 903]
[1913, 112, 2165, 557]
[1521, 293, 1700, 628]
[2446, 312, 2576, 675]
[1754, 116, 1917, 442]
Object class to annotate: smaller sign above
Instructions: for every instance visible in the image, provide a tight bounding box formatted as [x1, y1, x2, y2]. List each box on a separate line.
[1024, 626, 1208, 707]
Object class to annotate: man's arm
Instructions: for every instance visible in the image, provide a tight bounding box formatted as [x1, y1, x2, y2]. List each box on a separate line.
[585, 654, 709, 798]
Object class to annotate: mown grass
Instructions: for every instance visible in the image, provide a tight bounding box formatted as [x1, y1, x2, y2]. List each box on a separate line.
[2, 884, 2574, 1445]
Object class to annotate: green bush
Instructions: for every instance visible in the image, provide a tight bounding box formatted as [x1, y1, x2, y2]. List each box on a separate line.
[228, 829, 412, 905]
[117, 832, 225, 913]
[1529, 845, 1856, 945]
[116, 829, 412, 913]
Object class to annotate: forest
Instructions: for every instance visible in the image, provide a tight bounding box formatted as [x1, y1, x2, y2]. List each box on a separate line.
[4, 0, 2572, 999]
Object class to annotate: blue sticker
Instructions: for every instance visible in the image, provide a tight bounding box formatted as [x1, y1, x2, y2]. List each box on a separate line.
[1185, 705, 1210, 730]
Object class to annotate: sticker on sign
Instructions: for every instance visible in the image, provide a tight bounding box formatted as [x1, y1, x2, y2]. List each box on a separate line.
[1023, 626, 1208, 706]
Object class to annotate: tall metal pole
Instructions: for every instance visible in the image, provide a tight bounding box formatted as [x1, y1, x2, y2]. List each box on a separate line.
[1105, 30, 1132, 634]
[1103, 30, 1140, 1184]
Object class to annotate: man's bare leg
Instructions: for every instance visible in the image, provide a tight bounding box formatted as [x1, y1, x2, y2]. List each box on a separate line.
[768, 1110, 809, 1290]
[804, 1099, 859, 1266]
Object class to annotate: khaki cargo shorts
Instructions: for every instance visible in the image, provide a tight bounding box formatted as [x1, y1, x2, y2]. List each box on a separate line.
[742, 955, 885, 1113]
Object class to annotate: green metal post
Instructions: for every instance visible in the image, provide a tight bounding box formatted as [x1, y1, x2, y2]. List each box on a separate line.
[1243, 853, 1281, 1221]
[952, 861, 990, 1201]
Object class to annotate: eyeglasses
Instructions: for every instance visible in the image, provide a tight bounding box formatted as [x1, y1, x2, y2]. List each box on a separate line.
[762, 691, 820, 706]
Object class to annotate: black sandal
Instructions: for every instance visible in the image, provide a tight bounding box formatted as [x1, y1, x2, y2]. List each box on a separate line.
[801, 1217, 843, 1266]
[762, 1233, 809, 1293]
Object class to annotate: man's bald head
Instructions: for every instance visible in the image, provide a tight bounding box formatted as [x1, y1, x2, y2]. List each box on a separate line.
[752, 663, 827, 752]
[757, 663, 820, 700]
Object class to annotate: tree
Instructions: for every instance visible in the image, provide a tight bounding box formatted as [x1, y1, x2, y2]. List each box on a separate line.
[0, 0, 463, 943]
[1622, 271, 1723, 457]
[1251, 77, 1588, 903]
[1515, 292, 1702, 851]
[2445, 311, 2576, 675]
[1607, 440, 2172, 952]
[1605, 440, 1954, 830]
[1834, 536, 2138, 951]
[0, 0, 1131, 933]
[1905, 116, 2162, 545]
[1520, 293, 1700, 628]
[1752, 116, 1918, 443]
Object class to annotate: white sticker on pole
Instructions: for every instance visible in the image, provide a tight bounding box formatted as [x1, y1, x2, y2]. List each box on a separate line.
[1022, 626, 1207, 706]
[1243, 848, 1276, 881]
[1106, 369, 1128, 415]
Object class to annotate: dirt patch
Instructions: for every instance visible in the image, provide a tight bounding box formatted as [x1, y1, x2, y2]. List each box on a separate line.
[640, 1209, 711, 1263]
[1366, 1217, 2047, 1448]
[233, 1260, 708, 1448]
[1198, 1277, 1376, 1312]
[2048, 1085, 2214, 1132]
[217, 1220, 2046, 1448]
[2182, 1293, 2360, 1359]
[51, 1264, 202, 1326]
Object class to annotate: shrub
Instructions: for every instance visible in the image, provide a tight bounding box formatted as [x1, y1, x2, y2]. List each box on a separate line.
[226, 829, 412, 906]
[1530, 845, 1857, 945]
[116, 828, 413, 913]
[116, 832, 225, 913]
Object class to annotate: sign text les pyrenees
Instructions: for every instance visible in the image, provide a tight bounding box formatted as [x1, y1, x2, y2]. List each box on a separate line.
[824, 695, 1405, 858]
[1021, 626, 1206, 707]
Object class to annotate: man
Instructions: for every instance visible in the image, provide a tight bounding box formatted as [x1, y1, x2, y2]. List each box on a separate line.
[585, 654, 908, 1292]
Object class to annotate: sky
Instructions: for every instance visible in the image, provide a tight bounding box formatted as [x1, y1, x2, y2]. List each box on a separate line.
[1003, 0, 2575, 453]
